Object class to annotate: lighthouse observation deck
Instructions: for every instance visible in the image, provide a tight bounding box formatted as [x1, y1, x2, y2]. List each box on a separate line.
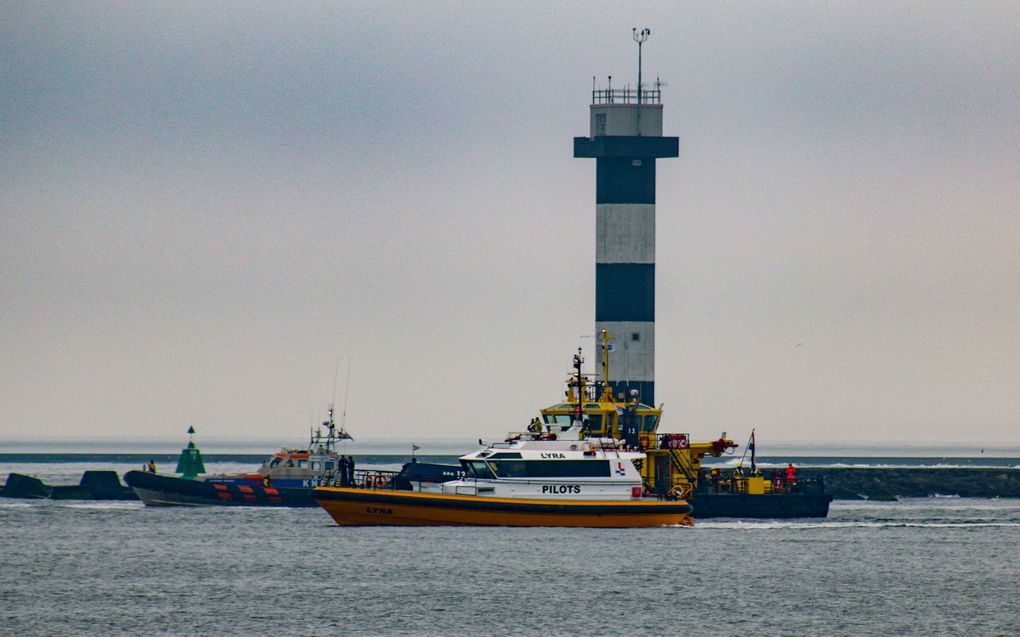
[591, 87, 662, 105]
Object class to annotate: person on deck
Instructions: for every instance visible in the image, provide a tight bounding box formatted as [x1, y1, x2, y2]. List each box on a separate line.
[347, 456, 356, 487]
[146, 460, 156, 473]
[785, 463, 797, 488]
[338, 456, 350, 487]
[710, 468, 721, 493]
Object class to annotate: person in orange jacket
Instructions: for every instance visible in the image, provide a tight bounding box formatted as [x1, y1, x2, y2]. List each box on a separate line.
[785, 463, 797, 486]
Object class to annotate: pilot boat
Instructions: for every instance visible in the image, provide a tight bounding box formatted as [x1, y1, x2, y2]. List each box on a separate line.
[312, 344, 694, 527]
[124, 409, 352, 507]
[313, 431, 692, 527]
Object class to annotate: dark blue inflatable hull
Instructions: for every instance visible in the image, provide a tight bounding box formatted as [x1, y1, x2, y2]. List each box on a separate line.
[124, 471, 317, 507]
[690, 492, 833, 518]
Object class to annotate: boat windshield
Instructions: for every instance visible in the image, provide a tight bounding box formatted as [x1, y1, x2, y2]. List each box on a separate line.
[463, 460, 496, 480]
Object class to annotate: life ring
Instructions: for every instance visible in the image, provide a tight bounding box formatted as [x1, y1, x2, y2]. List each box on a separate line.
[665, 434, 690, 450]
[669, 484, 692, 500]
[368, 473, 389, 490]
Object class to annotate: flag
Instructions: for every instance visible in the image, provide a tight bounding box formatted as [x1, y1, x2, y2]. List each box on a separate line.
[750, 430, 756, 473]
[339, 431, 353, 441]
[412, 444, 421, 451]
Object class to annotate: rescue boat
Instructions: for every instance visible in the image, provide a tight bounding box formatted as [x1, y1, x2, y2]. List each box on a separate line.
[124, 409, 352, 507]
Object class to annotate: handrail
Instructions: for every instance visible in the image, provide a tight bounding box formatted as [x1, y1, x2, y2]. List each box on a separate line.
[592, 88, 662, 105]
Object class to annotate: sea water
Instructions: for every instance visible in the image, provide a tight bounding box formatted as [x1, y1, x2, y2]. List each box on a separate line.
[2, 459, 1019, 636]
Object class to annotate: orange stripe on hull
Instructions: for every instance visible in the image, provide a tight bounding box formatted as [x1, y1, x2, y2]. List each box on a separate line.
[314, 488, 692, 528]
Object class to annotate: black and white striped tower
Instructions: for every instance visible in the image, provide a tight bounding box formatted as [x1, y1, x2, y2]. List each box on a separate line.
[573, 29, 678, 406]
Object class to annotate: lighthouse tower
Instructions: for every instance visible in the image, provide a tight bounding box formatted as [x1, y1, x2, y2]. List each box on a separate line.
[573, 30, 678, 406]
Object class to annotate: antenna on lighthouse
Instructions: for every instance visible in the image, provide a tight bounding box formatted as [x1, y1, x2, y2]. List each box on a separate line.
[633, 27, 650, 134]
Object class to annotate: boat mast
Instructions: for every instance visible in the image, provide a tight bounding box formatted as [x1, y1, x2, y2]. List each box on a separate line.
[573, 347, 584, 426]
[599, 329, 613, 401]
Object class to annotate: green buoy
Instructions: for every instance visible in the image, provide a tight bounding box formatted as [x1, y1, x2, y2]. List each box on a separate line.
[175, 426, 207, 480]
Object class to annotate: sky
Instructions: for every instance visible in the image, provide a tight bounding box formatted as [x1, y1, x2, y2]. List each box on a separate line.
[2, 2, 1018, 451]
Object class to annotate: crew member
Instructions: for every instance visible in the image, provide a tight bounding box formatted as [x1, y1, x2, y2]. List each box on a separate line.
[785, 463, 797, 488]
[146, 460, 156, 473]
[771, 470, 783, 492]
[338, 455, 350, 487]
[347, 455, 356, 487]
[710, 468, 721, 493]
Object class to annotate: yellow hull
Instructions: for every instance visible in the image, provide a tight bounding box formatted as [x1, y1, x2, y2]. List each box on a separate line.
[313, 487, 693, 528]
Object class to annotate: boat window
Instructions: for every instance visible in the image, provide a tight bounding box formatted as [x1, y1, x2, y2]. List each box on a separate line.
[585, 414, 603, 430]
[269, 457, 283, 467]
[490, 460, 528, 478]
[311, 461, 319, 470]
[325, 461, 335, 471]
[298, 459, 307, 468]
[463, 460, 496, 480]
[642, 415, 659, 432]
[489, 452, 522, 459]
[488, 460, 611, 478]
[543, 414, 573, 426]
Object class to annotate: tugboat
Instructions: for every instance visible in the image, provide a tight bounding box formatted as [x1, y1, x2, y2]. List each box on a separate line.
[124, 410, 352, 507]
[533, 332, 832, 518]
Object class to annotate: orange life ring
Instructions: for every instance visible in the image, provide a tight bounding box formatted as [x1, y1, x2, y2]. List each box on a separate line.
[368, 473, 389, 490]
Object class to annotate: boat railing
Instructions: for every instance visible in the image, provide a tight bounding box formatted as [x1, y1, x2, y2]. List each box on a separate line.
[324, 469, 402, 490]
[697, 472, 827, 495]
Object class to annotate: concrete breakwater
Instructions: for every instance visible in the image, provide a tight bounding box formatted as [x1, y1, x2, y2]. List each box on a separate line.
[814, 467, 1020, 499]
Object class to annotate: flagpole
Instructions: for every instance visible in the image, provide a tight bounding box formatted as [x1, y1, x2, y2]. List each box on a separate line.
[750, 428, 757, 474]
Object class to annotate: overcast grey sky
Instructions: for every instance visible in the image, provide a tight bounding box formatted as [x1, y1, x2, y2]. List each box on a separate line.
[3, 2, 1018, 449]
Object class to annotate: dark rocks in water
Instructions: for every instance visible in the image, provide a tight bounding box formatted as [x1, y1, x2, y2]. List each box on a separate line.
[2, 473, 52, 499]
[829, 487, 866, 500]
[78, 470, 137, 500]
[866, 493, 898, 502]
[811, 468, 1020, 499]
[1, 470, 137, 501]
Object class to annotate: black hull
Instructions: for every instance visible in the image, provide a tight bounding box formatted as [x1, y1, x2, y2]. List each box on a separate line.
[690, 492, 833, 519]
[123, 471, 316, 507]
[2, 471, 138, 501]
